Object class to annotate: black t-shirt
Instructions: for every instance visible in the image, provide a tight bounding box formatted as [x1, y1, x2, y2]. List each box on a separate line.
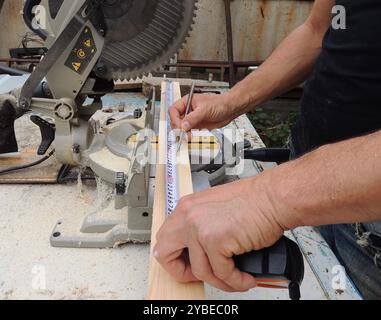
[292, 0, 381, 157]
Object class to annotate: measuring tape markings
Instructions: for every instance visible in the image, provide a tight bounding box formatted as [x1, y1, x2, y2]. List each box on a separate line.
[165, 81, 180, 216]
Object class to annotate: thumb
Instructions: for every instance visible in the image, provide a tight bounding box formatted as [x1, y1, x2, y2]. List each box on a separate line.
[182, 107, 207, 131]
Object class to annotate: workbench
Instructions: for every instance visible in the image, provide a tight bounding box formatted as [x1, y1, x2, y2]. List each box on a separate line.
[0, 84, 361, 300]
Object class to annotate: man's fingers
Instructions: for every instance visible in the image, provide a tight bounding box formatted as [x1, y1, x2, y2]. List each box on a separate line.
[170, 94, 211, 132]
[156, 213, 187, 244]
[154, 247, 198, 283]
[206, 248, 257, 292]
[169, 95, 190, 128]
[182, 106, 208, 131]
[169, 100, 185, 129]
[154, 234, 197, 283]
[188, 240, 236, 292]
[154, 215, 194, 282]
[175, 95, 188, 114]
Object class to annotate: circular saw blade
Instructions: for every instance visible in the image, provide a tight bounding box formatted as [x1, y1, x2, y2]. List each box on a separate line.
[97, 0, 198, 81]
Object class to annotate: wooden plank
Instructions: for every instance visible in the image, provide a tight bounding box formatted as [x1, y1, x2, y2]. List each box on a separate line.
[147, 81, 205, 300]
[113, 80, 143, 91]
[130, 135, 218, 150]
[0, 150, 59, 184]
[142, 77, 229, 97]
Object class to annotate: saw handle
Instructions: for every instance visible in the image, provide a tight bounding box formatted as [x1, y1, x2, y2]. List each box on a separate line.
[30, 115, 55, 155]
[233, 236, 304, 300]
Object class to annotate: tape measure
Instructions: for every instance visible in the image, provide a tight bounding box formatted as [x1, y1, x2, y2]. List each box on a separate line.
[165, 81, 180, 216]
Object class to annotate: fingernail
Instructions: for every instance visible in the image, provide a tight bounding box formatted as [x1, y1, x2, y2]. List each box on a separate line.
[182, 121, 191, 131]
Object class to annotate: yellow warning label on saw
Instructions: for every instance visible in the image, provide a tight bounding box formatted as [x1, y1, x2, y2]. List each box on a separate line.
[65, 27, 97, 75]
[72, 62, 81, 72]
[84, 39, 92, 47]
[77, 49, 86, 59]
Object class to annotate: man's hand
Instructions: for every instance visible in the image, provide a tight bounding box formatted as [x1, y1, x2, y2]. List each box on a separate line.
[169, 93, 237, 132]
[168, 0, 333, 135]
[154, 177, 289, 292]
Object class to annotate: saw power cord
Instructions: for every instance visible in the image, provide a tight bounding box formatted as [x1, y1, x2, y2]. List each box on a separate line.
[0, 149, 55, 176]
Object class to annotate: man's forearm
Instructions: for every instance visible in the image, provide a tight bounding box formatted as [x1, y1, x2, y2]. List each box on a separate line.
[227, 21, 326, 117]
[225, 0, 335, 117]
[265, 131, 381, 230]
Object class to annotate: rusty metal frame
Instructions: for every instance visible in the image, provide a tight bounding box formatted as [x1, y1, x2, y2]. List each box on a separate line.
[224, 0, 235, 87]
[165, 59, 263, 82]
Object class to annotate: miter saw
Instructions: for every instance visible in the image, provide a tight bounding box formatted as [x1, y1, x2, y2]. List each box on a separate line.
[13, 0, 239, 248]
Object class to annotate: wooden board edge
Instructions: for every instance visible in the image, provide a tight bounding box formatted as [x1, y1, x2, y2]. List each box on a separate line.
[147, 81, 205, 300]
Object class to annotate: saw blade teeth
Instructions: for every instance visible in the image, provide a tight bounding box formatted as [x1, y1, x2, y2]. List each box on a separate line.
[101, 0, 199, 81]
